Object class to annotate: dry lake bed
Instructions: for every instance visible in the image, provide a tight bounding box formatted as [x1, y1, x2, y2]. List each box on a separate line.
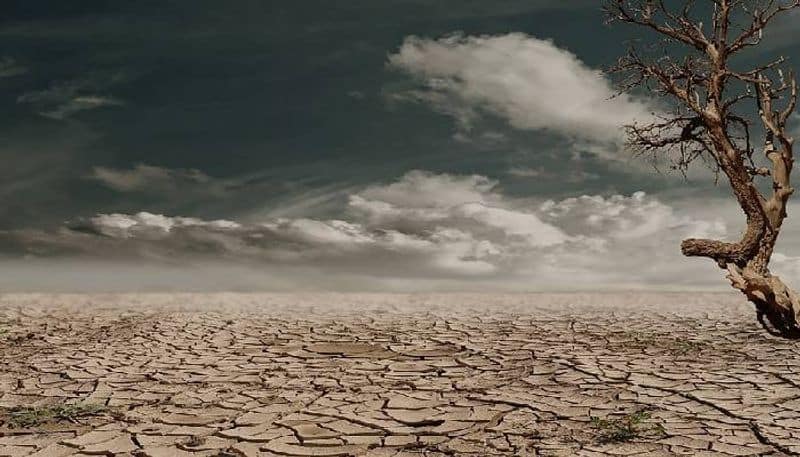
[1, 292, 800, 457]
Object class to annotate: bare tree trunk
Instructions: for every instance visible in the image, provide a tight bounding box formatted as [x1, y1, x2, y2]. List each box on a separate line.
[726, 263, 800, 337]
[684, 207, 800, 336]
[682, 134, 799, 336]
[605, 0, 800, 336]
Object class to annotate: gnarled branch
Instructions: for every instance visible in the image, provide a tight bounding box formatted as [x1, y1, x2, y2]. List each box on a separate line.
[606, 0, 800, 337]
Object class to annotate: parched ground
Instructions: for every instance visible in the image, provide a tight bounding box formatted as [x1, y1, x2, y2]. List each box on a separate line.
[1, 293, 800, 457]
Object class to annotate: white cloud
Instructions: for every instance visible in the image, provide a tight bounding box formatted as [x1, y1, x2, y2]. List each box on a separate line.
[356, 169, 497, 208]
[349, 171, 568, 249]
[540, 192, 724, 241]
[388, 33, 655, 144]
[85, 212, 240, 239]
[1, 170, 737, 290]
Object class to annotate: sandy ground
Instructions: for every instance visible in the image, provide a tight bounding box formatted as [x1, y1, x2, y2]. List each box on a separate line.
[1, 292, 799, 456]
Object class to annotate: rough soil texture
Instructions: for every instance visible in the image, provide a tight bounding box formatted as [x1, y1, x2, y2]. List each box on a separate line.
[1, 292, 800, 457]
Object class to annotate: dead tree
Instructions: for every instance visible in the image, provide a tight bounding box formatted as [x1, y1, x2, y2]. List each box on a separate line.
[605, 0, 800, 337]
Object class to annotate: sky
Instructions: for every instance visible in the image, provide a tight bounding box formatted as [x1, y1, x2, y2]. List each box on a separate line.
[0, 1, 799, 292]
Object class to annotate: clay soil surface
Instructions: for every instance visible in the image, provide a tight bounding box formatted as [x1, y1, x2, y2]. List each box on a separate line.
[1, 292, 799, 456]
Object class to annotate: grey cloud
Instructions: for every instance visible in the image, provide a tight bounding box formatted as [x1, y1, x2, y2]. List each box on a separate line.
[508, 166, 600, 183]
[17, 74, 127, 119]
[42, 96, 123, 120]
[0, 57, 27, 78]
[0, 171, 738, 290]
[89, 164, 216, 194]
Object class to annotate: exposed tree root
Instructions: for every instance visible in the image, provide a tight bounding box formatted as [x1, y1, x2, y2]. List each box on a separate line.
[725, 264, 800, 339]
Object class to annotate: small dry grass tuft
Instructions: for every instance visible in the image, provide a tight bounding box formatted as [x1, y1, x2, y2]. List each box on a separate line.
[590, 409, 666, 443]
[2, 403, 111, 428]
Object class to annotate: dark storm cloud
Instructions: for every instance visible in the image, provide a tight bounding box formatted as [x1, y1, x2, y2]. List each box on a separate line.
[0, 0, 673, 229]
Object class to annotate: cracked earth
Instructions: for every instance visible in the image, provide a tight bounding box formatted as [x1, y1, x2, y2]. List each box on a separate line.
[1, 293, 800, 456]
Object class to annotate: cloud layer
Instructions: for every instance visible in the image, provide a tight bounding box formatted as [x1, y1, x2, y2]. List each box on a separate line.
[388, 33, 655, 144]
[0, 170, 745, 291]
